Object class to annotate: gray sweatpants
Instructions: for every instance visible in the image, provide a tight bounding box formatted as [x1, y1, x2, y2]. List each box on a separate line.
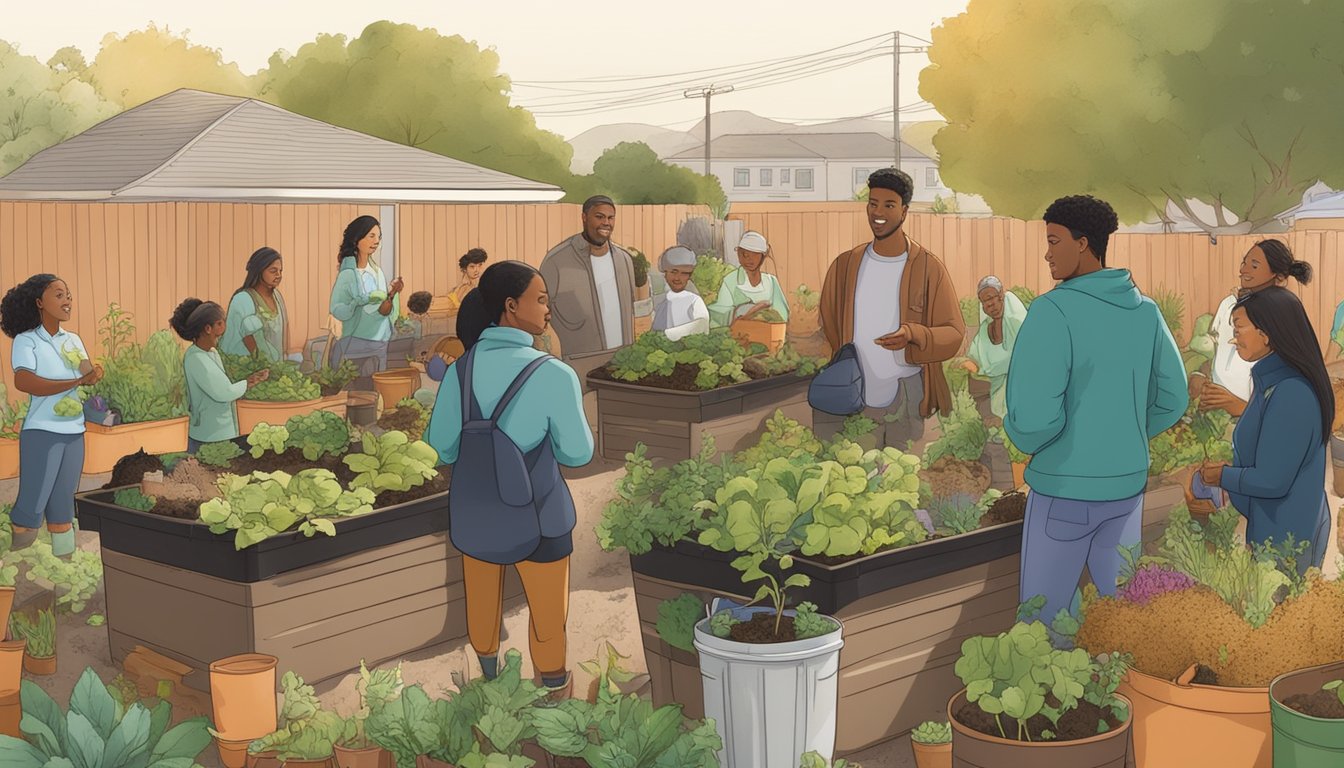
[12, 429, 85, 529]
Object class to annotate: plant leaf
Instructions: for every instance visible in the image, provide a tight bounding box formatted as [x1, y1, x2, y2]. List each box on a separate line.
[148, 718, 211, 763]
[63, 712, 104, 768]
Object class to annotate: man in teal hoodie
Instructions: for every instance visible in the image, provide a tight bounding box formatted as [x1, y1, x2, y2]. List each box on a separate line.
[1006, 195, 1188, 629]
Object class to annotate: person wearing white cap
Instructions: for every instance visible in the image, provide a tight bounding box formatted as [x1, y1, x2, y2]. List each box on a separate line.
[707, 231, 791, 328]
[651, 246, 710, 342]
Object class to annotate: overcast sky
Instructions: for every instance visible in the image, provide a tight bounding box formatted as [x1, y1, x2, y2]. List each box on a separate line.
[7, 0, 971, 138]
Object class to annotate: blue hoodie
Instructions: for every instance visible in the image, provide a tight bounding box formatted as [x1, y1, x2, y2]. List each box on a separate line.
[1005, 269, 1188, 501]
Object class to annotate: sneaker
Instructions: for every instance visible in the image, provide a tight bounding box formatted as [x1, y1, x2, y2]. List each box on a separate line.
[50, 529, 76, 558]
[536, 672, 573, 707]
[10, 527, 38, 551]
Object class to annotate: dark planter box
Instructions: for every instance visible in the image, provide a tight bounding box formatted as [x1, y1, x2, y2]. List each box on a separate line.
[76, 487, 449, 582]
[588, 371, 814, 463]
[630, 519, 1023, 616]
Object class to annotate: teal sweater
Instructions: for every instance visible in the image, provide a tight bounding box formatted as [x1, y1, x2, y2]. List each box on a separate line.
[330, 257, 399, 341]
[425, 326, 594, 468]
[1005, 269, 1188, 501]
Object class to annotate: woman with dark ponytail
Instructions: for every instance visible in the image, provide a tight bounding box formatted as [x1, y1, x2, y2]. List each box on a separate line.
[221, 247, 288, 361]
[1202, 239, 1313, 417]
[425, 261, 592, 700]
[2, 274, 101, 557]
[171, 298, 269, 453]
[1200, 286, 1333, 573]
[328, 216, 404, 387]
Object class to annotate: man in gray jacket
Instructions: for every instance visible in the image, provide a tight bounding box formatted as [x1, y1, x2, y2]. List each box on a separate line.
[539, 195, 636, 359]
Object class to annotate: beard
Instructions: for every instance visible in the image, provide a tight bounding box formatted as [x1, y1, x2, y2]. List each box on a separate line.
[872, 211, 908, 241]
[582, 230, 610, 247]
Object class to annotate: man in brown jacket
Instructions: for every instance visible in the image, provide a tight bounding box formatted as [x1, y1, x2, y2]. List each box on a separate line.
[816, 168, 966, 449]
[539, 195, 636, 360]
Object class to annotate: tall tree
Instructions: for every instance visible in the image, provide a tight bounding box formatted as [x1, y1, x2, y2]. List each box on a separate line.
[84, 24, 257, 108]
[919, 0, 1344, 232]
[585, 142, 726, 211]
[256, 22, 577, 193]
[0, 41, 118, 175]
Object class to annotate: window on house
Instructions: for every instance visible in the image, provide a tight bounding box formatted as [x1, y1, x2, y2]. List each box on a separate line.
[781, 169, 791, 185]
[760, 169, 773, 186]
[854, 168, 873, 190]
[926, 167, 941, 187]
[734, 168, 750, 187]
[796, 169, 814, 190]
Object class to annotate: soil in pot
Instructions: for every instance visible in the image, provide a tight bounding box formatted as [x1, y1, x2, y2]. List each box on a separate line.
[1191, 664, 1220, 686]
[924, 456, 992, 500]
[1282, 689, 1344, 719]
[105, 449, 167, 489]
[953, 696, 1123, 742]
[728, 613, 799, 643]
[981, 491, 1026, 527]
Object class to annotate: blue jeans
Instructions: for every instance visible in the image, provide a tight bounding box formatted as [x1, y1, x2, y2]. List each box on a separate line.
[1019, 490, 1143, 627]
[12, 429, 85, 529]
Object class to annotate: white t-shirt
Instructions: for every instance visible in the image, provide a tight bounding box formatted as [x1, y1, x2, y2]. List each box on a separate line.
[853, 246, 922, 409]
[652, 290, 710, 342]
[590, 251, 623, 350]
[1210, 292, 1254, 401]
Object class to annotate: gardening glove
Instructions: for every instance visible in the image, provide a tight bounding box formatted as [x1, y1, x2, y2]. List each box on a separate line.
[50, 529, 76, 558]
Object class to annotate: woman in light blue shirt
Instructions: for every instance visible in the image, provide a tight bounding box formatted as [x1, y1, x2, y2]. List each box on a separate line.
[329, 216, 404, 385]
[171, 298, 270, 452]
[1, 274, 103, 557]
[426, 261, 592, 698]
[221, 247, 288, 361]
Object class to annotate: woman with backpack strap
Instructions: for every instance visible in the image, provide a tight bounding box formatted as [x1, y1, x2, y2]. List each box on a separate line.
[424, 260, 593, 701]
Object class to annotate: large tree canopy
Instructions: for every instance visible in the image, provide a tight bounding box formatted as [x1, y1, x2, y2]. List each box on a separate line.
[582, 142, 726, 212]
[920, 0, 1344, 232]
[0, 41, 118, 175]
[86, 24, 256, 108]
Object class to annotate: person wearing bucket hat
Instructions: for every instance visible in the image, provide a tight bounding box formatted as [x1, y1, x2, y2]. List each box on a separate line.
[651, 246, 710, 342]
[707, 230, 790, 328]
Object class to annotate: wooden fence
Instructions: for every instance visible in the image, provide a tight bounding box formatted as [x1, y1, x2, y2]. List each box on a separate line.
[728, 202, 1344, 348]
[0, 201, 709, 399]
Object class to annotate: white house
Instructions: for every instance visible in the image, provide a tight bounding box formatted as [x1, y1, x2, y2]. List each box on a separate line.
[665, 132, 965, 205]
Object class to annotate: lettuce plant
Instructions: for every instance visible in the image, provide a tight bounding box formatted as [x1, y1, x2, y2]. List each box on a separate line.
[924, 389, 989, 464]
[199, 469, 376, 549]
[284, 411, 352, 461]
[910, 720, 952, 745]
[609, 328, 750, 390]
[656, 593, 703, 654]
[248, 423, 290, 459]
[196, 440, 244, 468]
[340, 660, 404, 750]
[0, 667, 212, 767]
[249, 670, 345, 760]
[800, 753, 856, 768]
[342, 431, 440, 493]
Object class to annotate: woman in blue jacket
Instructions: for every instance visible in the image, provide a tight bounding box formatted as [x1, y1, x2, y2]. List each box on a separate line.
[1201, 286, 1333, 573]
[425, 261, 593, 699]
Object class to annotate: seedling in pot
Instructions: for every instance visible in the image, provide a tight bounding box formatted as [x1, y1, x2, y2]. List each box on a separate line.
[910, 720, 952, 744]
[1323, 679, 1344, 708]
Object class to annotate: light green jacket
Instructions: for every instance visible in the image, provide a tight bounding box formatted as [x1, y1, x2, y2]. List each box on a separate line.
[221, 289, 287, 361]
[184, 345, 247, 443]
[330, 257, 400, 342]
[707, 269, 790, 327]
[967, 291, 1027, 418]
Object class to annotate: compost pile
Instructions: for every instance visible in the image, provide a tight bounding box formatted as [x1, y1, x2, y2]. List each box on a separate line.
[979, 490, 1026, 527]
[922, 455, 992, 500]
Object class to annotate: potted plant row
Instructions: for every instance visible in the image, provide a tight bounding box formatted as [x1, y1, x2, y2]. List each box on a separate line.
[1074, 503, 1344, 768]
[8, 606, 56, 675]
[223, 354, 357, 435]
[0, 382, 27, 480]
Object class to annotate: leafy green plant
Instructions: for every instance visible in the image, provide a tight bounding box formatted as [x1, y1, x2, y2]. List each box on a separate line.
[960, 296, 981, 327]
[1184, 314, 1216, 375]
[793, 602, 835, 640]
[925, 389, 990, 464]
[340, 660, 405, 750]
[609, 328, 750, 390]
[630, 248, 650, 288]
[656, 593, 702, 654]
[0, 382, 29, 439]
[0, 667, 212, 767]
[1153, 286, 1185, 341]
[248, 423, 290, 459]
[114, 487, 157, 512]
[248, 670, 345, 760]
[577, 641, 641, 702]
[9, 608, 56, 658]
[930, 493, 984, 536]
[14, 539, 102, 613]
[800, 753, 857, 768]
[443, 649, 549, 761]
[199, 469, 377, 550]
[1323, 679, 1344, 708]
[285, 411, 352, 461]
[196, 440, 244, 468]
[910, 720, 952, 745]
[708, 610, 739, 638]
[1008, 285, 1036, 309]
[693, 253, 735, 305]
[312, 360, 360, 396]
[89, 309, 188, 424]
[792, 284, 822, 312]
[343, 431, 439, 493]
[366, 684, 455, 768]
[596, 436, 730, 556]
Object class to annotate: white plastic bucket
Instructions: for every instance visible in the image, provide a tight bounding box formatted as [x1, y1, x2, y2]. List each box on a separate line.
[694, 605, 845, 768]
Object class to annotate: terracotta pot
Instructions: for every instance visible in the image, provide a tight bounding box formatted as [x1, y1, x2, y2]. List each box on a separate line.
[372, 369, 421, 411]
[414, 756, 455, 768]
[83, 417, 190, 475]
[948, 688, 1132, 768]
[209, 653, 279, 743]
[282, 758, 334, 768]
[1270, 660, 1344, 767]
[247, 751, 282, 768]
[0, 587, 14, 644]
[23, 652, 55, 676]
[0, 640, 24, 691]
[0, 688, 20, 738]
[1120, 664, 1271, 768]
[0, 438, 17, 480]
[333, 745, 390, 768]
[912, 740, 952, 768]
[236, 394, 347, 436]
[730, 317, 787, 355]
[217, 737, 254, 768]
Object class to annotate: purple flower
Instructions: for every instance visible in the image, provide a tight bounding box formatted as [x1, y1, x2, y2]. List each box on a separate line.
[1119, 564, 1196, 606]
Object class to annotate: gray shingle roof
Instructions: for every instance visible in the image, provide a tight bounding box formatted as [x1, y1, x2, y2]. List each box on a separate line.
[0, 89, 563, 202]
[668, 132, 930, 162]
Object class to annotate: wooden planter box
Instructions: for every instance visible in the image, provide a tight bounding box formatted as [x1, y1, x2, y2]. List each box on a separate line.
[84, 417, 189, 476]
[0, 438, 16, 480]
[588, 372, 814, 463]
[1143, 476, 1187, 550]
[629, 523, 1023, 752]
[103, 533, 524, 691]
[236, 394, 347, 435]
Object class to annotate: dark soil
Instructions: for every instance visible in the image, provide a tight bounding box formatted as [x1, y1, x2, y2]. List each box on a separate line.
[728, 613, 798, 644]
[924, 456, 993, 500]
[1191, 664, 1220, 685]
[954, 697, 1122, 742]
[549, 757, 587, 768]
[377, 406, 427, 440]
[589, 363, 774, 392]
[1283, 690, 1344, 719]
[104, 450, 166, 489]
[153, 499, 202, 520]
[225, 447, 359, 487]
[374, 466, 450, 508]
[981, 491, 1027, 527]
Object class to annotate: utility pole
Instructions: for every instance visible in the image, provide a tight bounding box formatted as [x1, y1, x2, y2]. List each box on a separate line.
[684, 84, 734, 176]
[891, 31, 927, 171]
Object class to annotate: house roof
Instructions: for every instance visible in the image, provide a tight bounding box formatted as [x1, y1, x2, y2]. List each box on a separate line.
[667, 132, 930, 162]
[0, 89, 564, 203]
[1280, 190, 1344, 221]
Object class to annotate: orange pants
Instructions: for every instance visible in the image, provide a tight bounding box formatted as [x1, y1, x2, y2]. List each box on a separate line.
[462, 554, 571, 677]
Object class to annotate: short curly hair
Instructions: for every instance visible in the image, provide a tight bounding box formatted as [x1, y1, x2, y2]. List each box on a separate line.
[1043, 195, 1120, 263]
[0, 274, 60, 339]
[406, 291, 433, 315]
[867, 168, 914, 206]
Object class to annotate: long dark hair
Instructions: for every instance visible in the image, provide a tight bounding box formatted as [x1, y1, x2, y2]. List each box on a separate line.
[0, 274, 60, 339]
[459, 248, 488, 272]
[235, 247, 283, 297]
[1256, 239, 1312, 284]
[455, 261, 541, 351]
[338, 216, 381, 264]
[1236, 286, 1333, 442]
[169, 298, 225, 343]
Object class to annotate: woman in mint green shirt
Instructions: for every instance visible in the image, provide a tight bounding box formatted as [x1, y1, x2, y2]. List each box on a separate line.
[170, 298, 270, 452]
[221, 247, 288, 361]
[329, 216, 404, 383]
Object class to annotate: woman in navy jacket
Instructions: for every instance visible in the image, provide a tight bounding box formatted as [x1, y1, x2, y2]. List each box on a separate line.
[1201, 286, 1333, 573]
